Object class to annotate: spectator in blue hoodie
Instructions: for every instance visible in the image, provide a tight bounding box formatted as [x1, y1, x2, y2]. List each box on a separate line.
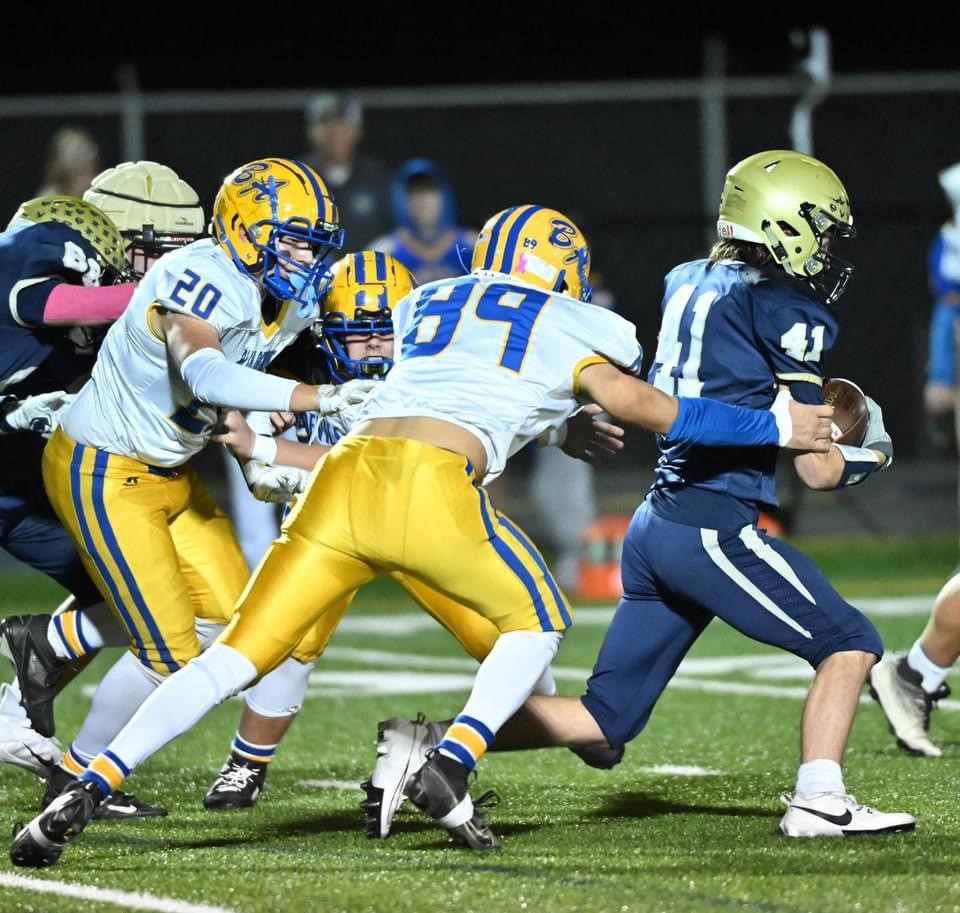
[371, 158, 476, 284]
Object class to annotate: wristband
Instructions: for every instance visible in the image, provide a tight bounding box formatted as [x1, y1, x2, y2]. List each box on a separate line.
[250, 435, 278, 465]
[833, 444, 882, 488]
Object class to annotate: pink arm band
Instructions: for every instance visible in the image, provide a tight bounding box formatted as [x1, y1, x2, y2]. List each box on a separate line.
[43, 283, 137, 325]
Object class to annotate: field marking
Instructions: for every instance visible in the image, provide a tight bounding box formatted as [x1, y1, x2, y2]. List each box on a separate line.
[296, 779, 360, 791]
[335, 594, 935, 638]
[638, 765, 722, 776]
[0, 873, 240, 913]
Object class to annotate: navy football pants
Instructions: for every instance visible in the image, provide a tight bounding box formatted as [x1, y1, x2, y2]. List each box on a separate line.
[581, 501, 882, 747]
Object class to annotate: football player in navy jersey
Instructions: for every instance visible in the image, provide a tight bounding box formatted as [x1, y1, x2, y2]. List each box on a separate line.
[369, 152, 915, 840]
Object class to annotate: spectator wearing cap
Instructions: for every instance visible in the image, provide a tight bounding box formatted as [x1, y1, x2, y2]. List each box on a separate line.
[37, 126, 101, 198]
[301, 92, 391, 248]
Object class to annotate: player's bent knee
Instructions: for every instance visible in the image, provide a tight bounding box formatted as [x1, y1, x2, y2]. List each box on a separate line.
[243, 657, 315, 717]
[191, 644, 258, 704]
[807, 617, 883, 668]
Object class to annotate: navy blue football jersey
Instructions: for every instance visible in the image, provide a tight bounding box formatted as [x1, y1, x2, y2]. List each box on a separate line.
[646, 258, 838, 527]
[0, 222, 104, 484]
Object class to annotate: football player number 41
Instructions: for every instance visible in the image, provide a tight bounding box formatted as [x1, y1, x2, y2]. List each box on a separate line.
[651, 282, 824, 397]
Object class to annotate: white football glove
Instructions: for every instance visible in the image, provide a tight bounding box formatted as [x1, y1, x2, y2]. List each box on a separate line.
[241, 458, 310, 504]
[863, 394, 893, 467]
[0, 391, 77, 438]
[314, 378, 380, 416]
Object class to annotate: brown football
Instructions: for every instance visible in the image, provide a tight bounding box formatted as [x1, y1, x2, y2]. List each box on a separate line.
[822, 378, 868, 446]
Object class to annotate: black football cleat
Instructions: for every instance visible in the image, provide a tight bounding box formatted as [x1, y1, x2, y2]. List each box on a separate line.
[203, 754, 268, 810]
[403, 753, 501, 850]
[11, 779, 104, 868]
[42, 764, 167, 819]
[0, 614, 64, 738]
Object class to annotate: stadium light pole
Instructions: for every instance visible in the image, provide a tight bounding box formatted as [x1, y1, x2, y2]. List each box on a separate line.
[700, 34, 729, 247]
[789, 27, 832, 154]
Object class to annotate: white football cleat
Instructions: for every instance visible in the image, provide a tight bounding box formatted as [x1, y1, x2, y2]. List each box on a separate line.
[778, 791, 916, 837]
[360, 714, 446, 838]
[869, 651, 949, 757]
[0, 682, 63, 774]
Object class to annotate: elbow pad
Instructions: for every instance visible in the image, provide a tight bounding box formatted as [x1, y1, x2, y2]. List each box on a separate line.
[180, 348, 298, 411]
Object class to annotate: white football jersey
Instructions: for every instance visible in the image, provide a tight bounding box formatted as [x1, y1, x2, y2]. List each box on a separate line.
[353, 270, 644, 481]
[63, 239, 314, 467]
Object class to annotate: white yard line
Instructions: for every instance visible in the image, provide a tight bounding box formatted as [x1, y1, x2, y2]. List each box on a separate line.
[297, 779, 361, 791]
[637, 765, 723, 776]
[0, 873, 240, 913]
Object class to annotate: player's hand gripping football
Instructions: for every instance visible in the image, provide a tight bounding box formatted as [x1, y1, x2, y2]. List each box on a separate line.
[771, 389, 834, 452]
[560, 404, 626, 464]
[0, 390, 77, 438]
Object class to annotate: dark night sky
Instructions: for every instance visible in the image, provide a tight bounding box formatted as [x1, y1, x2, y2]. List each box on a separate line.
[5, 7, 956, 95]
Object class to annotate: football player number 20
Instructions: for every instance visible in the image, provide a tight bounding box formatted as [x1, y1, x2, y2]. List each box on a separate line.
[170, 269, 222, 320]
[402, 281, 548, 373]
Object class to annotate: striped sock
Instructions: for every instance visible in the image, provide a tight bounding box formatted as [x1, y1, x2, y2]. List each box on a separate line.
[82, 750, 130, 796]
[232, 735, 277, 765]
[436, 714, 495, 772]
[59, 744, 93, 778]
[47, 608, 95, 661]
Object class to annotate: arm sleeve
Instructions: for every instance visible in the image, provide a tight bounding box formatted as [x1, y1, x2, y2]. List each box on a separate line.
[667, 396, 779, 447]
[42, 282, 136, 325]
[927, 300, 957, 385]
[180, 348, 300, 411]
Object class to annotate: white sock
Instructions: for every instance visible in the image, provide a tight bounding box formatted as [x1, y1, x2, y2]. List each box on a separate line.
[531, 664, 557, 696]
[104, 645, 257, 772]
[71, 652, 159, 759]
[795, 758, 845, 797]
[244, 657, 315, 717]
[907, 640, 953, 693]
[438, 630, 561, 767]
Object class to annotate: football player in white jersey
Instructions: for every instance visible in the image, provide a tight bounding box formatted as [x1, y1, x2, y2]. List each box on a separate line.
[12, 205, 835, 866]
[16, 159, 370, 815]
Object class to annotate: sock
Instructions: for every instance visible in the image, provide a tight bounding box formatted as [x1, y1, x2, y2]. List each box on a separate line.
[231, 735, 276, 765]
[70, 652, 159, 760]
[243, 656, 314, 716]
[81, 644, 257, 794]
[907, 641, 953, 693]
[437, 630, 561, 770]
[47, 600, 126, 660]
[59, 744, 93, 778]
[795, 758, 845, 797]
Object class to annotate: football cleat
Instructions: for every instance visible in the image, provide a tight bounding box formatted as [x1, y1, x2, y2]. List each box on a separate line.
[11, 778, 104, 868]
[0, 614, 64, 738]
[868, 651, 950, 757]
[778, 791, 916, 837]
[42, 764, 167, 819]
[203, 754, 268, 810]
[361, 714, 447, 839]
[403, 752, 501, 851]
[0, 682, 63, 774]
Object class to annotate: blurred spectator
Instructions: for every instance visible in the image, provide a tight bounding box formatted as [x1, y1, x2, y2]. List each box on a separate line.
[924, 161, 960, 452]
[37, 127, 101, 198]
[301, 92, 391, 248]
[370, 158, 477, 283]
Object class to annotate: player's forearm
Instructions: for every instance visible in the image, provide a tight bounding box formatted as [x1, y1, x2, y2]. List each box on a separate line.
[274, 438, 330, 470]
[180, 348, 300, 411]
[42, 282, 136, 326]
[795, 446, 888, 491]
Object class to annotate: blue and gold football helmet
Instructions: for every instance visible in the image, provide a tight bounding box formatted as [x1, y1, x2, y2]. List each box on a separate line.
[471, 204, 592, 302]
[315, 251, 415, 382]
[211, 158, 344, 310]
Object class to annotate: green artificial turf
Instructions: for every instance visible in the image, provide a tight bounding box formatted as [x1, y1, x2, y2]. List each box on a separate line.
[1, 533, 958, 913]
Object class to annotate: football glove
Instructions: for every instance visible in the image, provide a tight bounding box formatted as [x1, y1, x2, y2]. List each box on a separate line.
[863, 394, 893, 467]
[314, 378, 380, 416]
[0, 391, 76, 437]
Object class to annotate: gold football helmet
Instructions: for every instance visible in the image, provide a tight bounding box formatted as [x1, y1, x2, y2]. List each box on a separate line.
[7, 195, 129, 282]
[717, 149, 855, 303]
[471, 204, 592, 302]
[315, 251, 414, 382]
[83, 161, 205, 278]
[212, 158, 344, 309]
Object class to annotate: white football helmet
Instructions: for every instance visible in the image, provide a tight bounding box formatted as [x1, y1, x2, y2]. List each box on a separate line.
[83, 161, 205, 277]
